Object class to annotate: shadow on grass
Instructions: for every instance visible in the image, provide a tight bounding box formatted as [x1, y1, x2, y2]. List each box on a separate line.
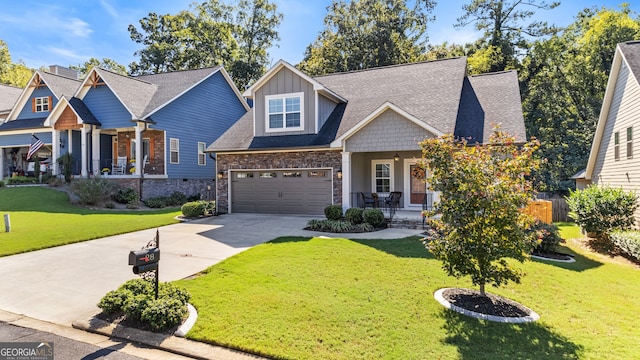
[268, 236, 314, 244]
[531, 248, 603, 272]
[439, 309, 583, 359]
[350, 236, 434, 259]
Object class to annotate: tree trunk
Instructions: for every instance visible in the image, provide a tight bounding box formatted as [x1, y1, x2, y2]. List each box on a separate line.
[479, 283, 486, 297]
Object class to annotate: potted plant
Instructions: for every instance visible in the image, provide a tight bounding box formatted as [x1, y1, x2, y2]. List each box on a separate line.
[102, 168, 110, 176]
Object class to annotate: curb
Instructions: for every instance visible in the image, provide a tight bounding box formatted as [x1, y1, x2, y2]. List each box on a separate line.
[72, 316, 265, 360]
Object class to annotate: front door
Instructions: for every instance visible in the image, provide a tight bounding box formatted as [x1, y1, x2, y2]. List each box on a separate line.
[404, 159, 426, 208]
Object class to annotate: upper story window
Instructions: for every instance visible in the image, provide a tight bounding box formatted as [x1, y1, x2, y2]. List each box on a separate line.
[265, 92, 304, 132]
[627, 126, 633, 159]
[614, 131, 620, 161]
[33, 97, 51, 112]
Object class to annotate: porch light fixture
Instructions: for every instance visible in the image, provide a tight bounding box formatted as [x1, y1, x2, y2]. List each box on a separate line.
[217, 171, 224, 179]
[59, 140, 64, 149]
[337, 170, 343, 179]
[394, 153, 400, 161]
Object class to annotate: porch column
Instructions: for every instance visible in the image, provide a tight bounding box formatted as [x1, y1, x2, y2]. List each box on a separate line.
[81, 125, 88, 177]
[91, 126, 101, 175]
[51, 130, 59, 175]
[134, 123, 142, 176]
[341, 151, 351, 209]
[67, 130, 73, 154]
[0, 148, 4, 180]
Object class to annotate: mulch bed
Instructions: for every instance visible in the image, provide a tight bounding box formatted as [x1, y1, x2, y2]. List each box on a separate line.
[531, 250, 574, 261]
[441, 288, 532, 318]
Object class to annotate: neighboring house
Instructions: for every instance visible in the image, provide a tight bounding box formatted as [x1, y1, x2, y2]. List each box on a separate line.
[0, 84, 22, 121]
[0, 65, 249, 199]
[583, 41, 640, 220]
[208, 58, 526, 215]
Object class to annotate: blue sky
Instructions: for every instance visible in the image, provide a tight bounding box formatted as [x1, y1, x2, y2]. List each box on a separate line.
[0, 0, 632, 71]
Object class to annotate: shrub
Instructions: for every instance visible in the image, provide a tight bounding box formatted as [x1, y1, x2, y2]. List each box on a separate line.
[345, 207, 364, 224]
[186, 193, 201, 202]
[610, 230, 640, 261]
[96, 278, 191, 332]
[104, 202, 115, 209]
[72, 178, 115, 205]
[181, 201, 207, 217]
[306, 219, 323, 230]
[527, 220, 563, 253]
[57, 152, 73, 183]
[47, 177, 64, 187]
[353, 223, 374, 232]
[327, 220, 353, 233]
[112, 187, 139, 204]
[144, 197, 169, 208]
[141, 297, 187, 331]
[0, 180, 4, 188]
[41, 173, 55, 184]
[363, 208, 385, 227]
[169, 191, 187, 206]
[6, 176, 38, 185]
[97, 289, 131, 315]
[324, 205, 343, 220]
[567, 185, 638, 239]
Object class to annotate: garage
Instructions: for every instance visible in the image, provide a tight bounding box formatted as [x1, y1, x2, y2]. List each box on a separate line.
[230, 169, 333, 214]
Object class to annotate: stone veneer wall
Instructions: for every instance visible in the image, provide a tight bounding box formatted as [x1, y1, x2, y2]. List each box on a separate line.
[216, 150, 343, 213]
[108, 178, 215, 202]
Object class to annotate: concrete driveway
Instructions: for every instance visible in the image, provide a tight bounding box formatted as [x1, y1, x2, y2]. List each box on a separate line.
[0, 213, 315, 325]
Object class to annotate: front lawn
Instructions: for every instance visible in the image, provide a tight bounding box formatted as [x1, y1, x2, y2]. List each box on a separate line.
[176, 226, 640, 359]
[0, 187, 180, 256]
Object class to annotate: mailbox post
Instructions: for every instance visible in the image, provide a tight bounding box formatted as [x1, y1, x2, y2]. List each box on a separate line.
[128, 230, 160, 299]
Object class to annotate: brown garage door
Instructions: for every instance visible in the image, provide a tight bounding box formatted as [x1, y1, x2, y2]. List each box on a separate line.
[231, 169, 333, 214]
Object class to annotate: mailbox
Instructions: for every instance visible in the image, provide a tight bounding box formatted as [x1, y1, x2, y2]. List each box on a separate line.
[128, 248, 160, 274]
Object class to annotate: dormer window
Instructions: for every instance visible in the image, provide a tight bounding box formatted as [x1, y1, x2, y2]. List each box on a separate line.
[33, 97, 51, 112]
[265, 92, 304, 132]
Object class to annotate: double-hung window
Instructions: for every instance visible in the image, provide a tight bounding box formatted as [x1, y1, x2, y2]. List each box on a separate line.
[265, 93, 303, 132]
[198, 142, 206, 166]
[627, 126, 633, 159]
[614, 131, 620, 161]
[372, 160, 394, 193]
[170, 138, 179, 164]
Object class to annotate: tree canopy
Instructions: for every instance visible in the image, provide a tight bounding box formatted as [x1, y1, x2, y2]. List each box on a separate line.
[0, 40, 32, 88]
[520, 5, 640, 192]
[70, 57, 128, 78]
[128, 0, 281, 90]
[297, 0, 435, 76]
[421, 130, 541, 296]
[455, 0, 559, 73]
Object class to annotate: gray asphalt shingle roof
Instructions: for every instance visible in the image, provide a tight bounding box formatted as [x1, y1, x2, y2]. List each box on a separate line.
[209, 57, 526, 152]
[68, 97, 100, 125]
[94, 66, 223, 119]
[619, 41, 640, 85]
[39, 71, 81, 99]
[0, 84, 21, 113]
[0, 117, 46, 131]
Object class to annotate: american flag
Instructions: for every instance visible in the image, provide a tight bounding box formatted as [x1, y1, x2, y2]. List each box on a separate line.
[27, 135, 44, 160]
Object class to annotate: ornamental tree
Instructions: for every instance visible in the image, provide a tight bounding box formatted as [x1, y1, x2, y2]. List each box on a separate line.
[420, 130, 540, 296]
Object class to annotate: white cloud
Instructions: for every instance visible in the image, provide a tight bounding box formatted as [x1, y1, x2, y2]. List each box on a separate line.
[430, 27, 481, 46]
[47, 47, 90, 63]
[100, 0, 119, 19]
[0, 7, 92, 39]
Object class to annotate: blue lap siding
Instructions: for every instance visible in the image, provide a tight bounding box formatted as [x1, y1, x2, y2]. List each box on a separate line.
[82, 86, 132, 128]
[152, 71, 247, 179]
[17, 87, 56, 120]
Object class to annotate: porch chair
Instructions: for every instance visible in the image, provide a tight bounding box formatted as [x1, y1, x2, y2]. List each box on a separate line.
[112, 156, 127, 175]
[359, 192, 376, 208]
[384, 191, 402, 211]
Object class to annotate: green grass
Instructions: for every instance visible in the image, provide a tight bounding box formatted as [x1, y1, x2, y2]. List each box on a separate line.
[0, 187, 180, 256]
[176, 226, 640, 360]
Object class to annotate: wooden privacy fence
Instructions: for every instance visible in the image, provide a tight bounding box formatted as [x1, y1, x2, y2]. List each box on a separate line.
[525, 196, 571, 223]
